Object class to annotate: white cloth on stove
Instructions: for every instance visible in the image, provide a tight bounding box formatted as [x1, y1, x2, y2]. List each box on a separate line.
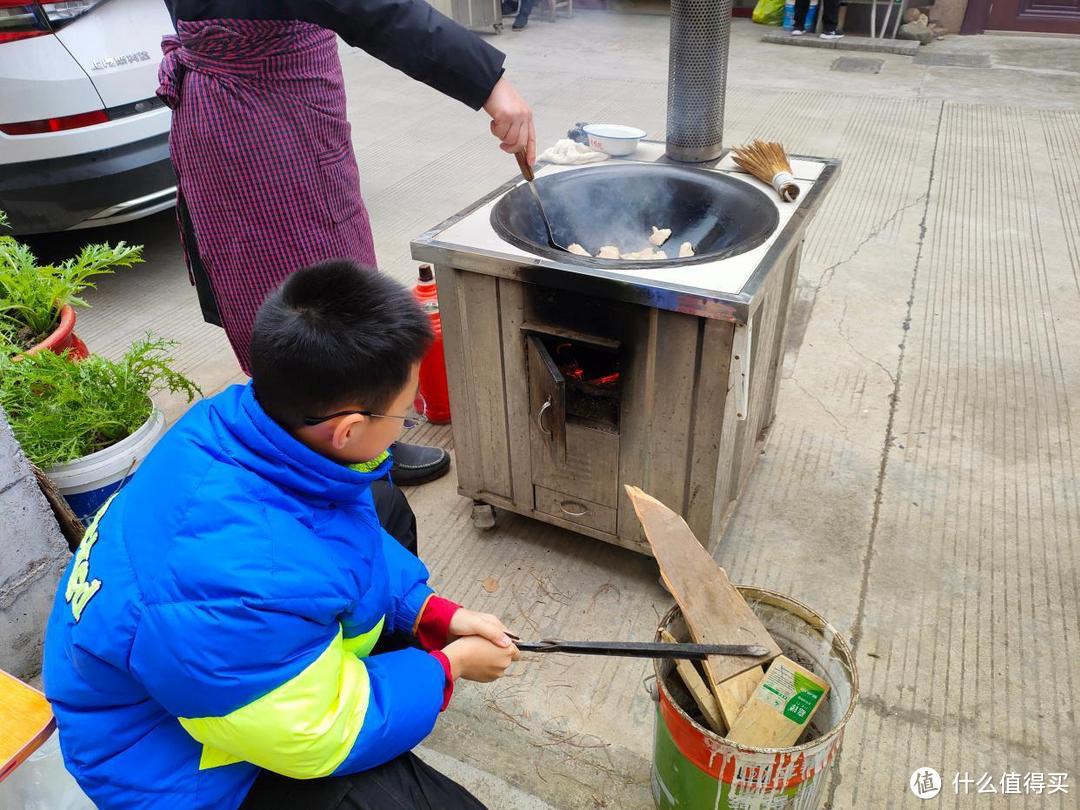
[539, 138, 610, 165]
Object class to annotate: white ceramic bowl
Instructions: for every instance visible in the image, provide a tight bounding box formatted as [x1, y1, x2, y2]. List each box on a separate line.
[583, 124, 647, 157]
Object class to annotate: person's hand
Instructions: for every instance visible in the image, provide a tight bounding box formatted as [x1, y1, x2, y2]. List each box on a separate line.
[483, 77, 535, 165]
[442, 635, 519, 682]
[448, 608, 514, 647]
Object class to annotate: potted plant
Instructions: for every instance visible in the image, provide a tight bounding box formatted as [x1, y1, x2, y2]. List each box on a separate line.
[0, 210, 143, 358]
[0, 336, 200, 524]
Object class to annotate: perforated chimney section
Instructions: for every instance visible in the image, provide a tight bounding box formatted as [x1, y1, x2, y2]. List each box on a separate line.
[665, 0, 734, 163]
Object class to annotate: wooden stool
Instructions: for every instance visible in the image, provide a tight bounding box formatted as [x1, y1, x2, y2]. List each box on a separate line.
[0, 669, 55, 783]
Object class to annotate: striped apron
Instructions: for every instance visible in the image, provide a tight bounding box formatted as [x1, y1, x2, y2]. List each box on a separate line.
[158, 19, 377, 374]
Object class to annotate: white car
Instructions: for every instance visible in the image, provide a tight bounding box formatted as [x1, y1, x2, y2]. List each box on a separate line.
[0, 0, 175, 234]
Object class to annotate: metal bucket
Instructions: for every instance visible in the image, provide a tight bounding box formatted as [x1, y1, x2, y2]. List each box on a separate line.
[652, 588, 858, 809]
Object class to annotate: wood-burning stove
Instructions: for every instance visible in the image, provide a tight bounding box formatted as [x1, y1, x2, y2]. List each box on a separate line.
[411, 143, 838, 554]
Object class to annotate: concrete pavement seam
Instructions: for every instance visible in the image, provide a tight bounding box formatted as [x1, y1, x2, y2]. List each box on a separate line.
[823, 98, 946, 810]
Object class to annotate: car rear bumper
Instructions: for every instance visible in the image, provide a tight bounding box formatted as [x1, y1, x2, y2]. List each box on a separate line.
[0, 131, 175, 234]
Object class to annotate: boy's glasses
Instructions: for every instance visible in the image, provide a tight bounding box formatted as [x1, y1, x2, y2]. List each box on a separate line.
[302, 395, 428, 429]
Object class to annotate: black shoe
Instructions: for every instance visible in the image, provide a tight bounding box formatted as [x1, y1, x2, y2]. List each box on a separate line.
[512, 15, 528, 29]
[390, 442, 451, 485]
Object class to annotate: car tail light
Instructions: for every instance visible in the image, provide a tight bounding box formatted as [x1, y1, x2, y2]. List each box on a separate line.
[0, 109, 109, 135]
[0, 0, 104, 43]
[39, 0, 104, 24]
[0, 1, 49, 43]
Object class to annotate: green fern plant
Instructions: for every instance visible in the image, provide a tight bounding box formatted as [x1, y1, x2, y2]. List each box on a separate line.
[0, 337, 200, 467]
[0, 210, 143, 349]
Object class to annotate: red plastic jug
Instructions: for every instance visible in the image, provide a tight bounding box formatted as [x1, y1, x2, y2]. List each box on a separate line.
[414, 265, 451, 424]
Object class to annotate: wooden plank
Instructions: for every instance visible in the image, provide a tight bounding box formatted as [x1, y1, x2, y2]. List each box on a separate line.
[626, 486, 781, 690]
[616, 308, 699, 550]
[684, 317, 735, 549]
[660, 629, 726, 734]
[531, 422, 620, 508]
[437, 266, 483, 496]
[534, 485, 618, 534]
[709, 369, 743, 546]
[459, 272, 513, 498]
[645, 310, 700, 517]
[716, 666, 765, 729]
[0, 669, 55, 783]
[495, 279, 534, 510]
[614, 306, 656, 549]
[477, 489, 648, 553]
[520, 321, 621, 351]
[725, 656, 830, 749]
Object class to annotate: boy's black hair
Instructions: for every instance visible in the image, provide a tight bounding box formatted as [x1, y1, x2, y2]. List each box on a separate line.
[250, 261, 433, 427]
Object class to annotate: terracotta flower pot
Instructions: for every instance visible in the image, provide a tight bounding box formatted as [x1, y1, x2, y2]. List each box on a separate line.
[25, 305, 89, 360]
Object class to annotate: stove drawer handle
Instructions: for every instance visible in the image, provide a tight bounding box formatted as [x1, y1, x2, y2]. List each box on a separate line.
[559, 500, 589, 518]
[537, 398, 553, 436]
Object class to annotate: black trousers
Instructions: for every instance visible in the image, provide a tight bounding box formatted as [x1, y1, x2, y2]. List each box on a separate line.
[794, 0, 839, 31]
[240, 481, 485, 810]
[240, 754, 486, 810]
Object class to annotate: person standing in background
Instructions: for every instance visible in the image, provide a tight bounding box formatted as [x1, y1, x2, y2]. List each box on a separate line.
[511, 0, 536, 30]
[790, 0, 844, 38]
[158, 0, 536, 485]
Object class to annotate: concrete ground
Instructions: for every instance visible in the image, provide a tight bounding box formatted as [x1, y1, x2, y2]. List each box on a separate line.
[32, 15, 1080, 809]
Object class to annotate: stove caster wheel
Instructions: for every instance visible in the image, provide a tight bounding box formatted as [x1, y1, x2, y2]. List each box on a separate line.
[472, 501, 496, 530]
[493, 22, 503, 33]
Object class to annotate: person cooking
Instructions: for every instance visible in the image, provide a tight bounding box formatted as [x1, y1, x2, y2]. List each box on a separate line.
[157, 0, 536, 486]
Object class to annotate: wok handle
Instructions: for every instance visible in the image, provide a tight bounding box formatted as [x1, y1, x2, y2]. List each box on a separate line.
[515, 151, 535, 183]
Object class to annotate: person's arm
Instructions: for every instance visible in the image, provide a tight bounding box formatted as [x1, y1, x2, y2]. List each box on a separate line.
[131, 599, 447, 777]
[378, 527, 462, 649]
[311, 0, 536, 160]
[261, 0, 507, 110]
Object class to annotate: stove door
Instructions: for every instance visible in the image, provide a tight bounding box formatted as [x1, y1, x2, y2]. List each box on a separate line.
[526, 333, 567, 463]
[524, 330, 621, 515]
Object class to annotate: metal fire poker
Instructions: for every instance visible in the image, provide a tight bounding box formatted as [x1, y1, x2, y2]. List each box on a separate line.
[512, 639, 771, 660]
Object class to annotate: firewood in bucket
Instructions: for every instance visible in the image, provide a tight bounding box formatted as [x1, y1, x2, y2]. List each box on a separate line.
[731, 140, 800, 203]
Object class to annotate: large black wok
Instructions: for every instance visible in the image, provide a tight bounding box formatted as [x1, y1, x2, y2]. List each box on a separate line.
[490, 163, 779, 269]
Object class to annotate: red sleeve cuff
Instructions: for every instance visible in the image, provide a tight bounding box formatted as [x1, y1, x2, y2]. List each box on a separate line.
[429, 650, 455, 711]
[414, 595, 461, 651]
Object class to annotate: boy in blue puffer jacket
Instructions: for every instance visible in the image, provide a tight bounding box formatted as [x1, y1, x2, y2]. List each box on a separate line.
[43, 261, 518, 809]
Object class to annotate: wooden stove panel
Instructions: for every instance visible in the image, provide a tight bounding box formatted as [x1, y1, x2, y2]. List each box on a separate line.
[445, 270, 513, 500]
[712, 344, 744, 541]
[616, 308, 701, 546]
[495, 279, 534, 509]
[530, 422, 619, 508]
[685, 317, 735, 549]
[737, 267, 786, 495]
[436, 266, 482, 496]
[534, 485, 618, 535]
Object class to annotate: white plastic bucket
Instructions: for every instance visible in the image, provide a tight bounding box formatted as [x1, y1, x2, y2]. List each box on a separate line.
[46, 407, 165, 525]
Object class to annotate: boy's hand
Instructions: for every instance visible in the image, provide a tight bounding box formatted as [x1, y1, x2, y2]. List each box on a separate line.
[442, 636, 519, 683]
[448, 609, 514, 648]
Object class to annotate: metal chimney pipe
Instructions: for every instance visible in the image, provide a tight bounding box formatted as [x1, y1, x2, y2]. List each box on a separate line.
[665, 0, 734, 163]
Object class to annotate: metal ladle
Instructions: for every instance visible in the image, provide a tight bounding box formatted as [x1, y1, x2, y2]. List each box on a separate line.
[515, 151, 570, 253]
